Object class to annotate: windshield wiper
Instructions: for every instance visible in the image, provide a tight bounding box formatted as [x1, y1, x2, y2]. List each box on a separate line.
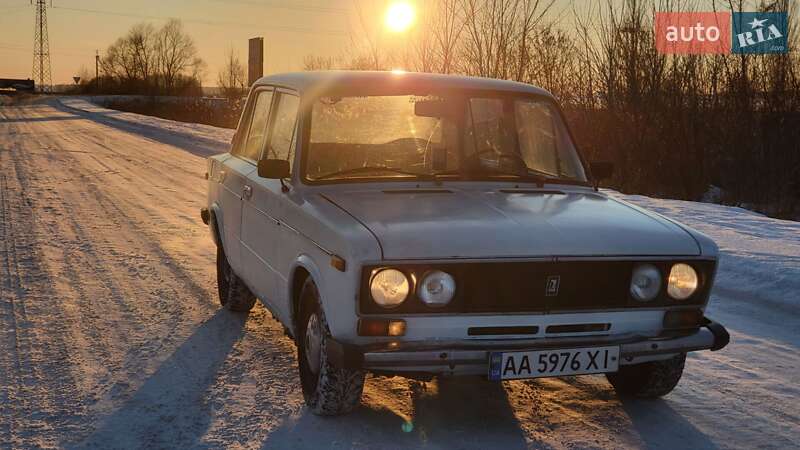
[465, 167, 547, 186]
[314, 166, 435, 181]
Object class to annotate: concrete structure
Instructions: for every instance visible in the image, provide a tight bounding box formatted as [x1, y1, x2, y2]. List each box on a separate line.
[248, 37, 264, 87]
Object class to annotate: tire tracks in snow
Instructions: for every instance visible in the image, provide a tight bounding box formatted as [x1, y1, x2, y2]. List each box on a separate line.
[0, 101, 221, 446]
[0, 110, 87, 448]
[38, 101, 308, 446]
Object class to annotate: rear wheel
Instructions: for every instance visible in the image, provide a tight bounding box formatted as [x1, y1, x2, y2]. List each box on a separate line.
[297, 278, 365, 415]
[606, 353, 686, 398]
[216, 245, 256, 312]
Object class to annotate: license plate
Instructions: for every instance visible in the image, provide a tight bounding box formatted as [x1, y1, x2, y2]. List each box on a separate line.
[488, 346, 620, 381]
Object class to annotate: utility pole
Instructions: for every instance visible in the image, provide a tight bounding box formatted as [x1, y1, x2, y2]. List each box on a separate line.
[31, 0, 53, 93]
[95, 50, 100, 90]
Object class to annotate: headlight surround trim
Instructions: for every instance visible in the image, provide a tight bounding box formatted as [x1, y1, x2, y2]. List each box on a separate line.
[359, 259, 715, 315]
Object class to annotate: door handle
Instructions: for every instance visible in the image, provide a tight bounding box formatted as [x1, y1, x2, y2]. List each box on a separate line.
[218, 170, 226, 182]
[243, 185, 253, 199]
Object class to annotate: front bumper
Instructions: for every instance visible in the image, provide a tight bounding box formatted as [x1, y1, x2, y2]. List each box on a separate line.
[328, 318, 729, 376]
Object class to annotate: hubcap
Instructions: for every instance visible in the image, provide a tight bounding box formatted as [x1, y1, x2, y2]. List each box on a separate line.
[305, 313, 322, 374]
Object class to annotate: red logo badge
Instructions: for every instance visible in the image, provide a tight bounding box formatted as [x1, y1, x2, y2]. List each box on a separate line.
[655, 12, 732, 54]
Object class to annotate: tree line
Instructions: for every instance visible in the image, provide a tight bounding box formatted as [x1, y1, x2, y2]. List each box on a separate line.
[78, 18, 248, 100]
[86, 19, 206, 96]
[307, 0, 799, 219]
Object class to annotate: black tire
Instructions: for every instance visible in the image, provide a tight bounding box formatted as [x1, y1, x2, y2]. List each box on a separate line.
[606, 353, 687, 398]
[216, 245, 256, 312]
[297, 278, 365, 415]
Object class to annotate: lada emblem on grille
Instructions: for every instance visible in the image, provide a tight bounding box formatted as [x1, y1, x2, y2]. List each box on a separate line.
[545, 275, 560, 296]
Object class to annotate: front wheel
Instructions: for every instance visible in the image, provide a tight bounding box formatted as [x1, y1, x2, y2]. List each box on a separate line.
[297, 278, 365, 415]
[216, 245, 256, 312]
[606, 353, 686, 398]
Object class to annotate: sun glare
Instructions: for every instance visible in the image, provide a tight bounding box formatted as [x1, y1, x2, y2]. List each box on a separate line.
[385, 2, 415, 33]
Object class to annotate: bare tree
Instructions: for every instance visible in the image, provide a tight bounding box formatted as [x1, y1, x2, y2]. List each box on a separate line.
[218, 47, 246, 98]
[348, 0, 387, 70]
[100, 20, 204, 95]
[101, 36, 136, 84]
[303, 55, 337, 71]
[433, 0, 467, 73]
[128, 23, 157, 84]
[155, 19, 203, 92]
[402, 0, 438, 72]
[401, 0, 466, 73]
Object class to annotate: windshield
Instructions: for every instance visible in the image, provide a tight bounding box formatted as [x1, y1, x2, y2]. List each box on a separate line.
[305, 94, 587, 183]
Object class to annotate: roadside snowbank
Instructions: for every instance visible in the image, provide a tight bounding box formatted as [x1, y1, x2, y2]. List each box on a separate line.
[611, 193, 800, 312]
[59, 97, 234, 151]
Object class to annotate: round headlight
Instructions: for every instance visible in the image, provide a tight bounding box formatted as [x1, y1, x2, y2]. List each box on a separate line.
[370, 269, 410, 308]
[630, 264, 662, 302]
[417, 271, 456, 307]
[667, 263, 698, 300]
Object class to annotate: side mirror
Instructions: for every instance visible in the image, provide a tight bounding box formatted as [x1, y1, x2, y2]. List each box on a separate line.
[258, 159, 290, 179]
[590, 161, 614, 181]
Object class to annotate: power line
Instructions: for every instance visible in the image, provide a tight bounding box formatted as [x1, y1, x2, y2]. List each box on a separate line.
[0, 44, 31, 52]
[0, 5, 28, 13]
[207, 0, 347, 15]
[0, 7, 29, 22]
[0, 43, 87, 57]
[51, 5, 348, 36]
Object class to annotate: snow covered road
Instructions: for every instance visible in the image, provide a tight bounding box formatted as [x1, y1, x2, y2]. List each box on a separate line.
[1, 97, 798, 449]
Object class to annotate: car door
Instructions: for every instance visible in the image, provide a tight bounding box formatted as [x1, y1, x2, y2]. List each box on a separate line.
[220, 88, 273, 275]
[241, 89, 300, 322]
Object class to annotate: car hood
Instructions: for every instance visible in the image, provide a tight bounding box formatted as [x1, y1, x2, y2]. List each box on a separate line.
[322, 188, 700, 260]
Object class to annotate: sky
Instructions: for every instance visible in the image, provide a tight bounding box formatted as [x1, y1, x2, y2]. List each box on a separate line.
[0, 0, 760, 86]
[0, 0, 365, 85]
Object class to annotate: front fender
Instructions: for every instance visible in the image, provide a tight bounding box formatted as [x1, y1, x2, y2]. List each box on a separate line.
[289, 254, 326, 336]
[208, 202, 223, 247]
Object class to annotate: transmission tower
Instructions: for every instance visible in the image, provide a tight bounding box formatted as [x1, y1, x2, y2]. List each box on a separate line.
[31, 0, 52, 93]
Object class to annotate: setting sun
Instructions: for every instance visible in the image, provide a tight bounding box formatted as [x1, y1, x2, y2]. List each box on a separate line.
[385, 1, 415, 33]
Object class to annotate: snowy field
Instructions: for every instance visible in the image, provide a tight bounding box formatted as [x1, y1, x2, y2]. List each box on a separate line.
[1, 97, 798, 449]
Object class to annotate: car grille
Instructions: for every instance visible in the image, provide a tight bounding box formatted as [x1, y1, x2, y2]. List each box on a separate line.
[359, 259, 715, 315]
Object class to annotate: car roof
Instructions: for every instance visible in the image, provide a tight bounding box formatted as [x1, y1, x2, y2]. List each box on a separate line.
[253, 71, 554, 98]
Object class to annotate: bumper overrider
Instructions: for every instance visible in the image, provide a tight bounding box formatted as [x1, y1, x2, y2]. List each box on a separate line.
[326, 318, 729, 376]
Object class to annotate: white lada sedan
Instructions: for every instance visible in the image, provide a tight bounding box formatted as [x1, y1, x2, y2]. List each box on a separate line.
[201, 71, 729, 415]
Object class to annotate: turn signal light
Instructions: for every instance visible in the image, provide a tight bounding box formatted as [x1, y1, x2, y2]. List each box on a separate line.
[358, 319, 406, 336]
[330, 255, 347, 272]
